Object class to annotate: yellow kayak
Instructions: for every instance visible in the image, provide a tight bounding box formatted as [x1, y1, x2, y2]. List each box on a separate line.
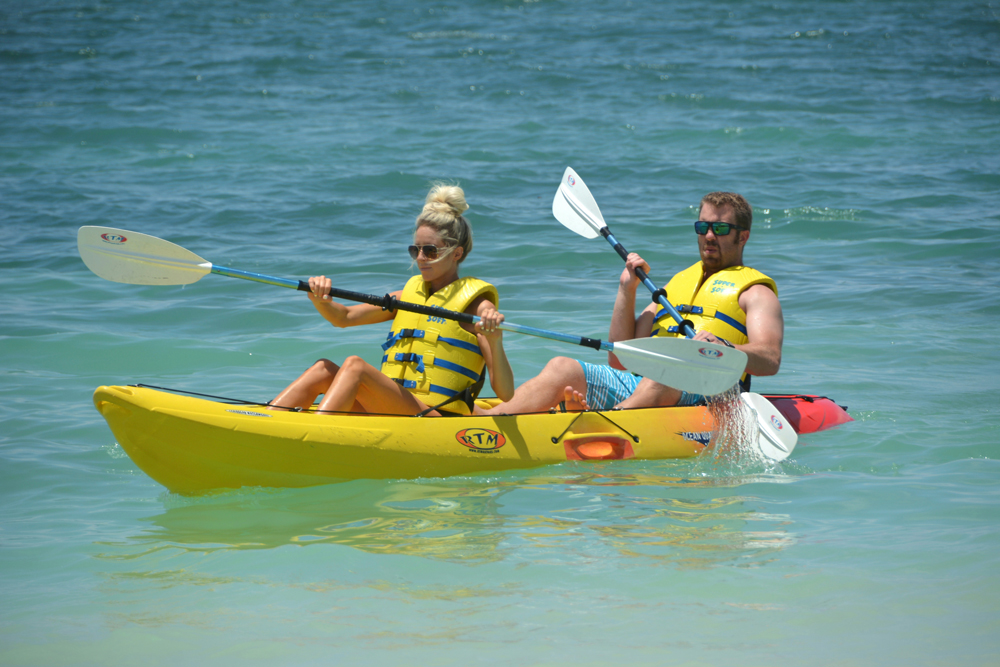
[93, 384, 714, 494]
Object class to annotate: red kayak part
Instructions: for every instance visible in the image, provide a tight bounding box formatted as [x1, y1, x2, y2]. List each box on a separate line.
[763, 394, 854, 435]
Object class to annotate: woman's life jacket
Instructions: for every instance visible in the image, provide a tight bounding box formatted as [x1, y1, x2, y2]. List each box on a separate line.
[380, 275, 498, 415]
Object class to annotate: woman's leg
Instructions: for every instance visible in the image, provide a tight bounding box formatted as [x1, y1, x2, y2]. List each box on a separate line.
[269, 359, 341, 410]
[317, 355, 432, 416]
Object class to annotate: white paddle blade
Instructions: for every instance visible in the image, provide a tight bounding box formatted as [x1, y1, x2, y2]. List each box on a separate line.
[552, 166, 606, 239]
[741, 392, 798, 461]
[78, 226, 212, 285]
[611, 337, 747, 396]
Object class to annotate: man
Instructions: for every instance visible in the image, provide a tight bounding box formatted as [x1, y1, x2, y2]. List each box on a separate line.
[478, 191, 783, 414]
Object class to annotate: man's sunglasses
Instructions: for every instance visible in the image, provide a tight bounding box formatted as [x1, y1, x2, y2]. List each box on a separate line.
[694, 221, 746, 236]
[408, 244, 454, 260]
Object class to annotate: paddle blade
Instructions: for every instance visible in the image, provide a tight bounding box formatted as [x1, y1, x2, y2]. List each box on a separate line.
[610, 337, 747, 396]
[741, 392, 798, 461]
[78, 226, 212, 286]
[552, 167, 606, 239]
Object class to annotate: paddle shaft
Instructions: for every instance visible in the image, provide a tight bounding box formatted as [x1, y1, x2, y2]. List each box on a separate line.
[210, 264, 611, 352]
[597, 228, 696, 338]
[77, 224, 749, 396]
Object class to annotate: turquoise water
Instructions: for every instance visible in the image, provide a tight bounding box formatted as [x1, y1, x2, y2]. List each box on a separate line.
[3, 0, 999, 664]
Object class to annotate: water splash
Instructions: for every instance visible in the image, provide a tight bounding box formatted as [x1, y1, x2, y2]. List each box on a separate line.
[696, 387, 771, 473]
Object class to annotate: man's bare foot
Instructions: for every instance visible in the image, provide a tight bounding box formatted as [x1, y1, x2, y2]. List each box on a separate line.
[563, 386, 589, 411]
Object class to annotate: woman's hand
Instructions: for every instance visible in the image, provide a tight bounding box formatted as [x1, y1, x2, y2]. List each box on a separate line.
[307, 275, 333, 305]
[475, 307, 505, 343]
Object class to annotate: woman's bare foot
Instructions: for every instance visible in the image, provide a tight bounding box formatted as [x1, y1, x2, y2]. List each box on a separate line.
[563, 386, 589, 411]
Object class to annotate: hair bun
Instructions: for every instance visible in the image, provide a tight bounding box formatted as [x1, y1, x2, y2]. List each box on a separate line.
[423, 184, 469, 220]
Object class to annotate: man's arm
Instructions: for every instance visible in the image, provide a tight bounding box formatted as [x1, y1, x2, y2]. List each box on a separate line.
[608, 253, 658, 370]
[688, 284, 782, 376]
[736, 283, 783, 376]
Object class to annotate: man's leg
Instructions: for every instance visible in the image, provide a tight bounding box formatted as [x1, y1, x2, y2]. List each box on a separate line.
[616, 377, 683, 409]
[479, 356, 586, 415]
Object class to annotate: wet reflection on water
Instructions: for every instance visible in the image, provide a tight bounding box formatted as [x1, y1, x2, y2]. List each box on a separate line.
[95, 462, 800, 568]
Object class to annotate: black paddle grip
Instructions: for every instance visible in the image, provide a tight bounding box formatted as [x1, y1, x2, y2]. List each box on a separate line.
[601, 228, 631, 262]
[305, 282, 476, 324]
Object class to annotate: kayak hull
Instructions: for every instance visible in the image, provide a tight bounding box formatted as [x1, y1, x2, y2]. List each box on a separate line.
[93, 385, 851, 494]
[94, 385, 710, 493]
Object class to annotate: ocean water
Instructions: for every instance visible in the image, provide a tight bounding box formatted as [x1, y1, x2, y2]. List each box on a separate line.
[2, 0, 999, 664]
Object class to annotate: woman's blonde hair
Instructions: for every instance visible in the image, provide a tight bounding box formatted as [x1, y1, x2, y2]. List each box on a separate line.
[416, 183, 473, 263]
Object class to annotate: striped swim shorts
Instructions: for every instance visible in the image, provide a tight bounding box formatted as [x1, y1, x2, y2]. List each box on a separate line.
[576, 360, 642, 410]
[575, 360, 706, 410]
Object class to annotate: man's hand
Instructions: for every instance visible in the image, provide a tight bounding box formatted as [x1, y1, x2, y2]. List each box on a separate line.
[691, 330, 728, 346]
[619, 252, 651, 291]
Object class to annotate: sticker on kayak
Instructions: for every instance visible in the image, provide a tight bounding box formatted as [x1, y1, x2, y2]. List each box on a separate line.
[698, 347, 723, 359]
[679, 431, 711, 446]
[225, 409, 272, 418]
[771, 415, 784, 430]
[455, 427, 506, 453]
[101, 233, 127, 244]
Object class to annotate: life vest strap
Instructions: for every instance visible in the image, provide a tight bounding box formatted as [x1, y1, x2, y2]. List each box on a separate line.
[434, 358, 482, 381]
[382, 328, 427, 351]
[436, 335, 482, 354]
[413, 368, 487, 417]
[662, 319, 695, 335]
[713, 310, 747, 336]
[382, 329, 481, 354]
[655, 305, 707, 322]
[382, 353, 481, 381]
[390, 352, 425, 373]
[392, 377, 459, 397]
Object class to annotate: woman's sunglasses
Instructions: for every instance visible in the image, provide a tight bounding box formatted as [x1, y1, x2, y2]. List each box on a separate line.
[408, 244, 453, 260]
[694, 221, 746, 236]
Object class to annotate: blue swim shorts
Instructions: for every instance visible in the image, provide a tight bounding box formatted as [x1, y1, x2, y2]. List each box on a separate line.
[575, 360, 706, 410]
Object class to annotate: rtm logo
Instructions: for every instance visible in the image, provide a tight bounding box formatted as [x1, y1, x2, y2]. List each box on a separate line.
[100, 233, 127, 244]
[455, 427, 506, 453]
[427, 316, 447, 324]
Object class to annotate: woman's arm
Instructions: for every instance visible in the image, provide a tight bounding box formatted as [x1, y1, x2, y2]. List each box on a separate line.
[467, 296, 515, 402]
[306, 275, 399, 328]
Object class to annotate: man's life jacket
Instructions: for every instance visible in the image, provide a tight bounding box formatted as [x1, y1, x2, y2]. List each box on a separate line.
[652, 261, 777, 386]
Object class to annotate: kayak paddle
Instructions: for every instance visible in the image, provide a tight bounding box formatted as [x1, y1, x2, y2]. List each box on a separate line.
[77, 226, 747, 396]
[551, 167, 798, 461]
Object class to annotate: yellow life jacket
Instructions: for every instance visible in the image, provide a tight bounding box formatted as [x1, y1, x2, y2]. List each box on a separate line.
[380, 275, 498, 415]
[652, 261, 777, 346]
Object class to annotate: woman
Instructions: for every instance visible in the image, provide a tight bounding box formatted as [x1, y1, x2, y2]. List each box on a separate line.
[270, 184, 514, 416]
